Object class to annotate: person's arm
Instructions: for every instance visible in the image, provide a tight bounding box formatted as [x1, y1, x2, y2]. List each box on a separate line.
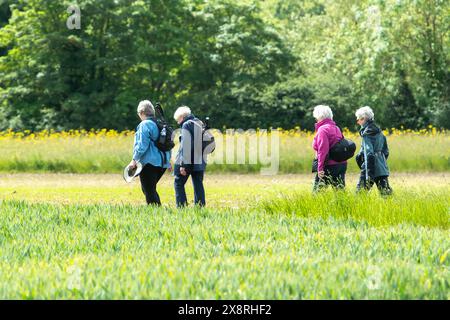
[178, 122, 193, 176]
[316, 128, 329, 173]
[382, 135, 389, 160]
[178, 125, 185, 166]
[180, 121, 194, 168]
[355, 145, 364, 169]
[132, 122, 150, 162]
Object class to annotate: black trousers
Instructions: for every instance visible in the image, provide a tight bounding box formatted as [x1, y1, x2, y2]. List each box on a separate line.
[357, 174, 393, 196]
[313, 163, 347, 192]
[139, 164, 166, 205]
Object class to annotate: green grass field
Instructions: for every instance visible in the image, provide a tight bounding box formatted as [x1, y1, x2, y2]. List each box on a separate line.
[0, 173, 448, 299]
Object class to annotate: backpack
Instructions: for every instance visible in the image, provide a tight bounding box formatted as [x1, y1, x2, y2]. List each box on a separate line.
[151, 103, 175, 152]
[329, 128, 356, 162]
[202, 117, 216, 154]
[189, 117, 216, 155]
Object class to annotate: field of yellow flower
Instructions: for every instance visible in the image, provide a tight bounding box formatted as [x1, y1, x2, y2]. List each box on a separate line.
[0, 127, 448, 173]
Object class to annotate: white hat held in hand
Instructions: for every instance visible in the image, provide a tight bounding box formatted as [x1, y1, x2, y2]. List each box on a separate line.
[123, 162, 143, 183]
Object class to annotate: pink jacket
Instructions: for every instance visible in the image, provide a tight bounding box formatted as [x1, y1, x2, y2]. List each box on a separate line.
[312, 118, 347, 171]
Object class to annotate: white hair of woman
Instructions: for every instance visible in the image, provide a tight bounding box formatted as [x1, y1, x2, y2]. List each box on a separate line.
[355, 106, 375, 121]
[137, 100, 155, 117]
[174, 106, 192, 123]
[313, 105, 333, 121]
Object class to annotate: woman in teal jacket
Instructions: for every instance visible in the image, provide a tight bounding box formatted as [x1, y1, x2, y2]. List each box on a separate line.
[355, 106, 393, 195]
[128, 100, 171, 205]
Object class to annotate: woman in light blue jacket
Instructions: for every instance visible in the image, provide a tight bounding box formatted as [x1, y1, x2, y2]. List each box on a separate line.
[128, 100, 171, 205]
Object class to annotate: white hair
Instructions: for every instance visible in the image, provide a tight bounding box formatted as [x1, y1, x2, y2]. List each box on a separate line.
[174, 106, 191, 122]
[313, 105, 333, 121]
[355, 106, 375, 121]
[137, 100, 155, 117]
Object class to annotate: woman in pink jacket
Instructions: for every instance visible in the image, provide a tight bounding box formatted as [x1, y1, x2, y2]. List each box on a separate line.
[312, 105, 348, 191]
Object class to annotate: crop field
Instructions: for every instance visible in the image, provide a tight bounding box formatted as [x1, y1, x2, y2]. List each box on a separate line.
[0, 173, 448, 299]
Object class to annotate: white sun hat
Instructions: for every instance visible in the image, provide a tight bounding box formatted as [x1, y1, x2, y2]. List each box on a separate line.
[123, 162, 143, 183]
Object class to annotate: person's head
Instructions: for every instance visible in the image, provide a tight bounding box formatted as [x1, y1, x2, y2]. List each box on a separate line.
[137, 100, 155, 121]
[174, 106, 192, 125]
[355, 106, 374, 127]
[313, 105, 333, 123]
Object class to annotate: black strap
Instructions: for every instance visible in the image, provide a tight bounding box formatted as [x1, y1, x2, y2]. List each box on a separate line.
[155, 104, 167, 122]
[161, 151, 167, 166]
[148, 117, 167, 167]
[148, 117, 158, 142]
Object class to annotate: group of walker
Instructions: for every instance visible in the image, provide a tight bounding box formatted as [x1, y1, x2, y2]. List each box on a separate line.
[127, 101, 207, 207]
[127, 101, 392, 207]
[312, 105, 392, 195]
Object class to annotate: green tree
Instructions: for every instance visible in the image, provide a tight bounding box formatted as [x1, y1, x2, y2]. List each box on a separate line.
[260, 0, 449, 128]
[172, 0, 294, 128]
[0, 0, 448, 130]
[0, 0, 293, 130]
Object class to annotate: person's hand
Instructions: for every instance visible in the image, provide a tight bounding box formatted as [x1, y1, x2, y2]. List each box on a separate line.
[129, 160, 137, 169]
[167, 163, 173, 173]
[356, 153, 363, 169]
[180, 167, 187, 176]
[318, 170, 325, 179]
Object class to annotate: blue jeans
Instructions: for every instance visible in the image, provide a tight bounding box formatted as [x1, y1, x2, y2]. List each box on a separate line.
[174, 171, 205, 207]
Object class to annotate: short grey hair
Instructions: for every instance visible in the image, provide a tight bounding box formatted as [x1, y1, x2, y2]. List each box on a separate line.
[137, 100, 155, 117]
[313, 105, 333, 121]
[355, 106, 375, 121]
[174, 106, 191, 122]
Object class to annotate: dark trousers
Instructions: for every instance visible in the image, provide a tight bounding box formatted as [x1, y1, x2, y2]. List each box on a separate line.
[357, 174, 393, 196]
[174, 171, 205, 207]
[139, 164, 166, 206]
[313, 163, 347, 192]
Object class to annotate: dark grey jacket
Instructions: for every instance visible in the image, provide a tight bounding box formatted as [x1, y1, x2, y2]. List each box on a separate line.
[175, 114, 207, 173]
[356, 121, 390, 179]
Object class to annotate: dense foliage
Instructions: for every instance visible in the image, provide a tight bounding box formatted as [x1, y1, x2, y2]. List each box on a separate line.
[0, 0, 448, 131]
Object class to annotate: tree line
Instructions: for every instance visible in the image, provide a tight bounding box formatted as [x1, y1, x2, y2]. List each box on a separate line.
[0, 0, 448, 131]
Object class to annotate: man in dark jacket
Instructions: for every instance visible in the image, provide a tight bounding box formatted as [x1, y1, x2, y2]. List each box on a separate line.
[173, 106, 207, 207]
[355, 106, 393, 195]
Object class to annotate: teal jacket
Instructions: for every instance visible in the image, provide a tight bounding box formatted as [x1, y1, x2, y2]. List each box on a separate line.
[132, 119, 171, 168]
[356, 121, 390, 179]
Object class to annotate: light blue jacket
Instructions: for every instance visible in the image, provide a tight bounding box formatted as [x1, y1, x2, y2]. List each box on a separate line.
[133, 119, 171, 168]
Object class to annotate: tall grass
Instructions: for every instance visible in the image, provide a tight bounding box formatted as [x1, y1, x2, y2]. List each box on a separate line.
[0, 128, 448, 173]
[258, 189, 450, 229]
